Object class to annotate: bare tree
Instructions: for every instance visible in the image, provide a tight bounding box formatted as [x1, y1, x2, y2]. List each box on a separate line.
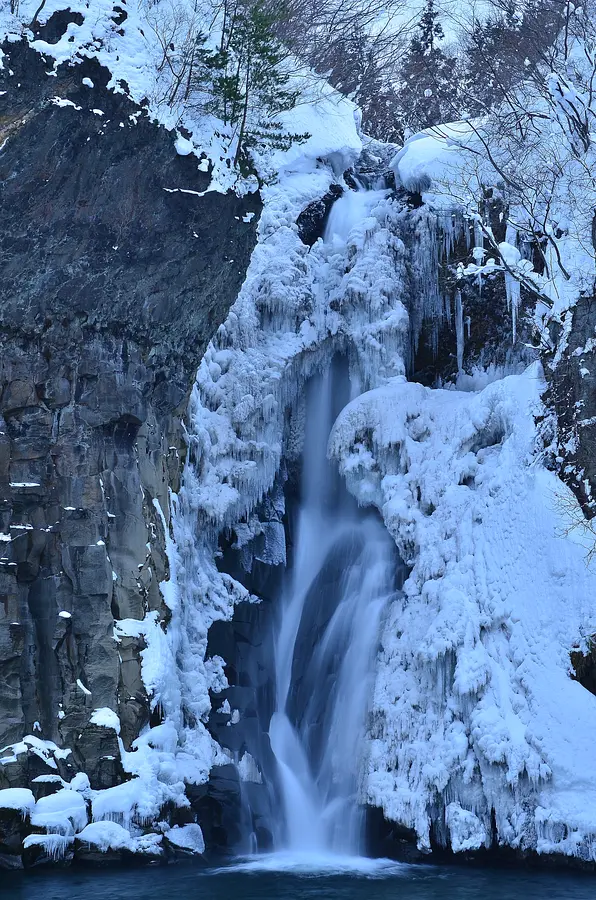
[143, 0, 208, 107]
[426, 1, 596, 336]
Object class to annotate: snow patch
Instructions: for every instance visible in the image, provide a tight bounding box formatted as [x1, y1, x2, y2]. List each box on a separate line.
[89, 707, 121, 733]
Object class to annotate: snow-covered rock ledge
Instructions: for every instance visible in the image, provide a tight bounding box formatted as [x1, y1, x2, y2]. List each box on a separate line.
[0, 726, 207, 868]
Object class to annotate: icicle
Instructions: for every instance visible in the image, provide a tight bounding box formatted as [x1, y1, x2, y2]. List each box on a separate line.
[444, 290, 452, 328]
[504, 273, 521, 344]
[472, 220, 485, 294]
[473, 219, 484, 251]
[455, 289, 464, 373]
[503, 224, 521, 344]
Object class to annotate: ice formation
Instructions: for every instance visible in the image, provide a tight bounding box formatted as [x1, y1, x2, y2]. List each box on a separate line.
[168, 157, 596, 861]
[329, 366, 596, 857]
[154, 163, 411, 835]
[160, 152, 596, 862]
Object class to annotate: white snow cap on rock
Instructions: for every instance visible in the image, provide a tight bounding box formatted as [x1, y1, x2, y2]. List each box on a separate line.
[90, 707, 121, 733]
[392, 122, 477, 202]
[0, 787, 35, 815]
[174, 134, 194, 156]
[76, 821, 133, 852]
[165, 823, 205, 854]
[31, 789, 88, 835]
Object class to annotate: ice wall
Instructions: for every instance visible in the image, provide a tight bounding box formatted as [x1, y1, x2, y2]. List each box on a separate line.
[166, 167, 411, 787]
[329, 367, 596, 860]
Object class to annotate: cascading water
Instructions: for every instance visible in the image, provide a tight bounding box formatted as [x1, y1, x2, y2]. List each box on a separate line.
[264, 180, 403, 860]
[324, 177, 388, 244]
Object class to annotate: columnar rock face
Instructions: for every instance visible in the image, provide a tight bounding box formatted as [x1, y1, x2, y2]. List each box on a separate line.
[0, 36, 259, 795]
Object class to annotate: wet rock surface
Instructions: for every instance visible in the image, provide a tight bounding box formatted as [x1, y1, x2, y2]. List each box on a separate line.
[296, 185, 343, 246]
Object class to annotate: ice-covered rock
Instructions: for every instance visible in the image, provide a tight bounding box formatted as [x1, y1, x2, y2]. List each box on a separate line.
[0, 789, 35, 816]
[164, 823, 205, 855]
[31, 789, 88, 835]
[329, 364, 596, 859]
[76, 821, 133, 852]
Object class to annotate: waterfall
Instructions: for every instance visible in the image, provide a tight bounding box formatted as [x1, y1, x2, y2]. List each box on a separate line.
[268, 368, 398, 857]
[324, 178, 388, 244]
[264, 180, 402, 859]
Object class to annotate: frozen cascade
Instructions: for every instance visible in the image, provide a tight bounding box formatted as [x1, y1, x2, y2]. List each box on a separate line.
[265, 181, 402, 857]
[324, 179, 389, 244]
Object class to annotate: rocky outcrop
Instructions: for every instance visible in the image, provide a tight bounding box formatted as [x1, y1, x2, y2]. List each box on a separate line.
[544, 294, 596, 517]
[0, 31, 259, 856]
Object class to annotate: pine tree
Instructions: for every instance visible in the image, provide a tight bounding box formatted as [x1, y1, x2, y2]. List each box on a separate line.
[397, 0, 457, 136]
[195, 0, 309, 172]
[410, 0, 444, 56]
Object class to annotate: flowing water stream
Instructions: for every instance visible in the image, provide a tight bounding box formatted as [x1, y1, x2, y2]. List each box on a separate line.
[263, 180, 403, 860]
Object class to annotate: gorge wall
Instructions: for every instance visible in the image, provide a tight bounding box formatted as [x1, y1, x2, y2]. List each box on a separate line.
[0, 33, 259, 865]
[1, 3, 596, 875]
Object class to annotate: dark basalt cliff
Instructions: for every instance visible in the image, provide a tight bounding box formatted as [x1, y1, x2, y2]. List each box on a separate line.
[545, 296, 596, 518]
[0, 33, 259, 817]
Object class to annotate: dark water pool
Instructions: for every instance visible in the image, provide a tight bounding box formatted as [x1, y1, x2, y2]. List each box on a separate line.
[3, 856, 595, 900]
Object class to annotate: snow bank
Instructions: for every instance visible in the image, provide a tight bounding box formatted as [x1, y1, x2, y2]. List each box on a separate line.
[392, 122, 477, 202]
[76, 820, 164, 855]
[76, 820, 133, 852]
[31, 789, 88, 835]
[329, 364, 596, 858]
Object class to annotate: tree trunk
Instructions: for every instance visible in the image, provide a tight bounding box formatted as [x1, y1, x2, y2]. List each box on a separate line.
[234, 58, 251, 167]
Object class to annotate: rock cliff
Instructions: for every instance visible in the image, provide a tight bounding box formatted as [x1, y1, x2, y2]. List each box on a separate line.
[0, 31, 259, 863]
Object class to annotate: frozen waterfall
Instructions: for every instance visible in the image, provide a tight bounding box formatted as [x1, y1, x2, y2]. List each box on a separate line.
[324, 178, 388, 244]
[265, 182, 402, 858]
